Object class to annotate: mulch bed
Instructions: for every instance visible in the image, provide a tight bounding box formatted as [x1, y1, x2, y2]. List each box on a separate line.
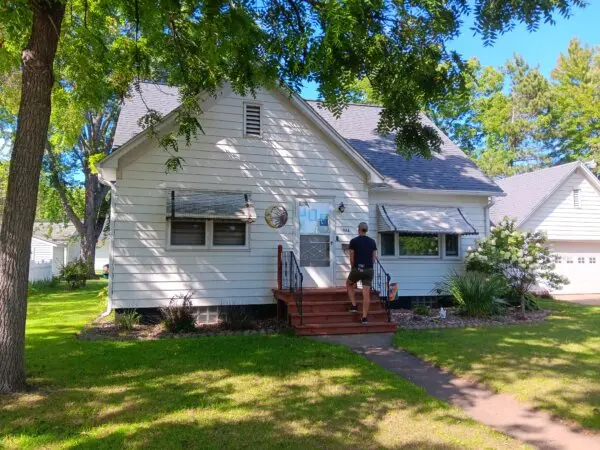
[391, 307, 551, 330]
[78, 316, 290, 341]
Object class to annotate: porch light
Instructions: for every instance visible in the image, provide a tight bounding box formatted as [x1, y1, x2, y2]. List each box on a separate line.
[338, 202, 345, 214]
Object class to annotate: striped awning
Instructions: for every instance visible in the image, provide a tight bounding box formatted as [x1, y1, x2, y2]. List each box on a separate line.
[166, 191, 256, 221]
[377, 205, 477, 235]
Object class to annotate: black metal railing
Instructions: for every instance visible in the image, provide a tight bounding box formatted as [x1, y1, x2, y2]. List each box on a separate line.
[281, 250, 304, 325]
[371, 257, 391, 321]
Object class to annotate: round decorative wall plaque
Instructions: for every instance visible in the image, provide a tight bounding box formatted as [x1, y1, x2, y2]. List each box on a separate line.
[265, 205, 288, 228]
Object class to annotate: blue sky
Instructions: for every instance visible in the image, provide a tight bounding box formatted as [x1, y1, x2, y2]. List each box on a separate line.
[300, 2, 600, 99]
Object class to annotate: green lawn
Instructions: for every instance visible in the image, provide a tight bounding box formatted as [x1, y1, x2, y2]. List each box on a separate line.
[395, 300, 600, 431]
[0, 281, 527, 449]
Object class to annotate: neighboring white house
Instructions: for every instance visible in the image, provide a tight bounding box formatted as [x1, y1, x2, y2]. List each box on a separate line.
[32, 222, 110, 275]
[32, 222, 81, 276]
[491, 161, 600, 295]
[97, 83, 504, 315]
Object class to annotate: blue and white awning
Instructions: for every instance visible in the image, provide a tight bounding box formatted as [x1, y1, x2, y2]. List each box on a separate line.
[377, 205, 477, 235]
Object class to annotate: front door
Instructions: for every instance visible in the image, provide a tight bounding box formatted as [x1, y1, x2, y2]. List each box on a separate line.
[297, 199, 335, 287]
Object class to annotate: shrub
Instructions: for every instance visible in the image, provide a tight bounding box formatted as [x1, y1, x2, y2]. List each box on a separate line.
[59, 259, 88, 289]
[161, 291, 196, 333]
[435, 271, 507, 317]
[220, 303, 256, 330]
[28, 277, 59, 295]
[466, 218, 567, 314]
[412, 305, 430, 317]
[116, 309, 141, 330]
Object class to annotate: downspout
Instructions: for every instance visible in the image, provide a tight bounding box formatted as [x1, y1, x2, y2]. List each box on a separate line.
[484, 197, 495, 238]
[98, 172, 116, 318]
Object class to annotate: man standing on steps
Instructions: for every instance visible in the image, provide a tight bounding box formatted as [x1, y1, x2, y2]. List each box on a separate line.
[347, 222, 377, 324]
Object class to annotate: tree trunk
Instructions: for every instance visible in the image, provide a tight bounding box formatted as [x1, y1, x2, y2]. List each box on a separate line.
[0, 2, 65, 394]
[81, 227, 98, 279]
[520, 292, 526, 317]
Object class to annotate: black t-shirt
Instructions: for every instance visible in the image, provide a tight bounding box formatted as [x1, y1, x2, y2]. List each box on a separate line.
[349, 235, 377, 269]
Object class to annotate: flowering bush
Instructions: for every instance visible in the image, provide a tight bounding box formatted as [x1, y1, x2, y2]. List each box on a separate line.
[466, 218, 568, 314]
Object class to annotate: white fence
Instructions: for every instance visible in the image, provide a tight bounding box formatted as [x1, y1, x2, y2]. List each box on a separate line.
[29, 260, 53, 282]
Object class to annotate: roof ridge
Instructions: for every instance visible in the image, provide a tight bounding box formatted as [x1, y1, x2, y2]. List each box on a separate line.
[498, 161, 579, 182]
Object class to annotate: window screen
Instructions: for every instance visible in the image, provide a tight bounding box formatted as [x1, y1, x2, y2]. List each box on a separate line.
[380, 233, 395, 256]
[213, 220, 247, 246]
[171, 220, 206, 246]
[244, 104, 261, 136]
[398, 233, 439, 256]
[445, 235, 459, 257]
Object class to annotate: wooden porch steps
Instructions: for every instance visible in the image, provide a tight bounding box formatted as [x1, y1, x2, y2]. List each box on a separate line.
[274, 287, 396, 336]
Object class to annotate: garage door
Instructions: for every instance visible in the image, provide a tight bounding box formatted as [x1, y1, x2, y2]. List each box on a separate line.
[550, 241, 600, 294]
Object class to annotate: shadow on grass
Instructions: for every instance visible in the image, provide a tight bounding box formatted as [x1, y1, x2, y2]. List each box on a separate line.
[1, 281, 521, 449]
[395, 299, 600, 430]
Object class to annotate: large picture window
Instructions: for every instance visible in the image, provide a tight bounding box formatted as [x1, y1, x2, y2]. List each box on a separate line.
[379, 233, 460, 258]
[398, 233, 439, 256]
[169, 219, 247, 249]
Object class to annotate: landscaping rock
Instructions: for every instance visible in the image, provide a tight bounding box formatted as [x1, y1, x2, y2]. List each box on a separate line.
[391, 307, 550, 330]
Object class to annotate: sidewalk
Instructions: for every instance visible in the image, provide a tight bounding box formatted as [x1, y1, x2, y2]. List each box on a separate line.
[315, 333, 600, 450]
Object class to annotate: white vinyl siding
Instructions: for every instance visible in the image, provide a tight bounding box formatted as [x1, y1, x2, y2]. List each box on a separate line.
[30, 238, 54, 262]
[523, 169, 600, 240]
[367, 192, 487, 297]
[110, 89, 369, 308]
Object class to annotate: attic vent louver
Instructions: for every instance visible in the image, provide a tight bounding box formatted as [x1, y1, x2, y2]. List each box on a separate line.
[244, 104, 262, 137]
[573, 189, 581, 208]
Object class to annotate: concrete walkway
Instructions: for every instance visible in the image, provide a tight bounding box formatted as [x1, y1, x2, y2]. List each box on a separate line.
[315, 333, 600, 450]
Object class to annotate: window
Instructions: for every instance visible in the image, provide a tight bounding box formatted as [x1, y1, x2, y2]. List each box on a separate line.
[170, 220, 206, 246]
[169, 219, 247, 249]
[566, 257, 574, 264]
[555, 255, 563, 264]
[213, 220, 247, 246]
[445, 235, 459, 257]
[398, 233, 439, 256]
[590, 257, 597, 264]
[244, 103, 262, 137]
[578, 257, 585, 264]
[573, 189, 581, 208]
[380, 233, 396, 256]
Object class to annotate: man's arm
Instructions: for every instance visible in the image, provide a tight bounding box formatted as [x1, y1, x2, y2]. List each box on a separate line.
[349, 249, 355, 268]
[372, 249, 377, 265]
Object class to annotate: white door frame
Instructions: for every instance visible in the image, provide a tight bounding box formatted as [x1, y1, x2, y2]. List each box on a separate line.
[294, 196, 336, 287]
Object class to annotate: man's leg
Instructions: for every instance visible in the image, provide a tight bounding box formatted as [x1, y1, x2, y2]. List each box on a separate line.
[347, 278, 357, 308]
[361, 284, 371, 319]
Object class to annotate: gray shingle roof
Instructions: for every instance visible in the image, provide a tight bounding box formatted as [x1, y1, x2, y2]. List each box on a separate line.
[113, 83, 180, 147]
[489, 162, 580, 225]
[33, 222, 78, 244]
[112, 82, 502, 194]
[306, 102, 501, 193]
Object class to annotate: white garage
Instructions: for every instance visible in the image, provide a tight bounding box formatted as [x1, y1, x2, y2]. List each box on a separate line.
[492, 161, 600, 296]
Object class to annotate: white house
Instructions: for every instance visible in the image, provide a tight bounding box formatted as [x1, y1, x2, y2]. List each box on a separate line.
[96, 82, 503, 326]
[31, 222, 110, 275]
[32, 222, 81, 276]
[491, 161, 600, 296]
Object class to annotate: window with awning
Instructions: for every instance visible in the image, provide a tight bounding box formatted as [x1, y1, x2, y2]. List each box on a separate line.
[376, 205, 476, 258]
[166, 191, 255, 248]
[377, 205, 477, 235]
[166, 191, 256, 221]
